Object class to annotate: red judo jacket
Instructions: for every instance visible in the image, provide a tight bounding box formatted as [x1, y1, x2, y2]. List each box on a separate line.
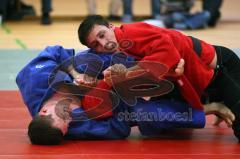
[82, 80, 113, 119]
[114, 22, 215, 110]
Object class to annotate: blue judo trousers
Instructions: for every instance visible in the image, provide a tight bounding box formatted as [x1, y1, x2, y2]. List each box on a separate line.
[16, 45, 205, 140]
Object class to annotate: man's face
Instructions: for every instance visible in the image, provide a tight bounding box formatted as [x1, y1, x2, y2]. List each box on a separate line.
[38, 98, 73, 135]
[86, 24, 118, 53]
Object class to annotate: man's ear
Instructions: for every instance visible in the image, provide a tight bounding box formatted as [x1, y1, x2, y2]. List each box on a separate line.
[109, 23, 115, 29]
[55, 98, 72, 120]
[39, 107, 48, 115]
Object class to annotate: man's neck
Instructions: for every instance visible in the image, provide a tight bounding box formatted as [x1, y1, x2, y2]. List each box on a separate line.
[47, 93, 80, 111]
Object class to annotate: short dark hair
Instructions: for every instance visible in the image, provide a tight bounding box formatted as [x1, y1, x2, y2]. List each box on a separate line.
[28, 115, 64, 145]
[78, 15, 109, 46]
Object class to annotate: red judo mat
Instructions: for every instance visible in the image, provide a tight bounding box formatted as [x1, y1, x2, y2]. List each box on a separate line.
[0, 90, 240, 159]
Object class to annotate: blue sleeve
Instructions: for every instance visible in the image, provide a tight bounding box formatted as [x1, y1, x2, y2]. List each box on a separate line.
[74, 50, 135, 79]
[130, 99, 205, 136]
[64, 107, 131, 140]
[16, 45, 75, 117]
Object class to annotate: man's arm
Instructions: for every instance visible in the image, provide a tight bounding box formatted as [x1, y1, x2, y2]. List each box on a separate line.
[16, 45, 75, 116]
[65, 106, 131, 140]
[103, 59, 185, 86]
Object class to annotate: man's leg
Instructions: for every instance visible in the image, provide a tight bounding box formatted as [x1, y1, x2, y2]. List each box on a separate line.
[122, 0, 133, 23]
[151, 0, 161, 20]
[86, 0, 96, 15]
[133, 99, 234, 136]
[0, 0, 8, 21]
[212, 46, 240, 141]
[41, 0, 52, 25]
[132, 99, 205, 136]
[108, 0, 122, 20]
[203, 0, 223, 27]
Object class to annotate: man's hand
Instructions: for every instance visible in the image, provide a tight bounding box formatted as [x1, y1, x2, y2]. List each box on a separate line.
[103, 64, 127, 86]
[68, 65, 97, 86]
[74, 74, 97, 87]
[175, 58, 185, 76]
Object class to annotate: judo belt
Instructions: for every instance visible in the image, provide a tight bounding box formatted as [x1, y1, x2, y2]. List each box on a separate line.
[189, 36, 202, 57]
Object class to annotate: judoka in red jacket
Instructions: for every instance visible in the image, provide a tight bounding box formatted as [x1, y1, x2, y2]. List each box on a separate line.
[79, 18, 217, 111]
[78, 15, 240, 141]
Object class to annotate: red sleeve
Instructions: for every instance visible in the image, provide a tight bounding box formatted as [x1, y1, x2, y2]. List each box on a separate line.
[139, 36, 203, 109]
[137, 36, 203, 110]
[81, 80, 113, 120]
[138, 35, 181, 79]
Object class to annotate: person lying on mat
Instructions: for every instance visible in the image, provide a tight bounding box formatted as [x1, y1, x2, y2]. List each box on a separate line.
[78, 15, 240, 141]
[16, 46, 234, 145]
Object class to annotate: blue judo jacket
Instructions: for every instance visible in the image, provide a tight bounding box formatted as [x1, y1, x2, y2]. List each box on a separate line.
[16, 45, 133, 139]
[16, 45, 205, 140]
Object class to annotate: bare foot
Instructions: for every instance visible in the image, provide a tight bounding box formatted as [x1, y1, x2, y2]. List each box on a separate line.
[212, 116, 225, 126]
[204, 102, 235, 127]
